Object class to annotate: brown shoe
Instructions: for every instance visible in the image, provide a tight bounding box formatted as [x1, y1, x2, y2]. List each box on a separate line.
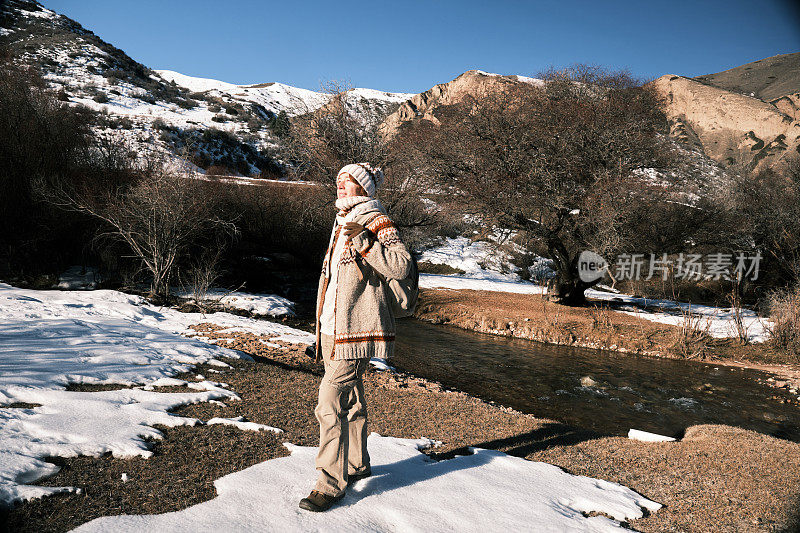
[347, 469, 372, 484]
[299, 490, 343, 512]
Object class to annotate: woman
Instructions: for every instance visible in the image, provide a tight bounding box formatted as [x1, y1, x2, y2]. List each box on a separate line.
[299, 163, 412, 512]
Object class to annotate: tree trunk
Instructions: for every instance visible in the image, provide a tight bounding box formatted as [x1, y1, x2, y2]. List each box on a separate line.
[547, 237, 592, 306]
[552, 274, 592, 305]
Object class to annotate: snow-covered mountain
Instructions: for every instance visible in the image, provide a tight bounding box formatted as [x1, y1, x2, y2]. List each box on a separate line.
[156, 69, 414, 119]
[0, 0, 415, 177]
[1, 0, 751, 183]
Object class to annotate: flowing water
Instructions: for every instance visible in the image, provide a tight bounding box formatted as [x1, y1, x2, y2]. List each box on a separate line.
[393, 319, 800, 441]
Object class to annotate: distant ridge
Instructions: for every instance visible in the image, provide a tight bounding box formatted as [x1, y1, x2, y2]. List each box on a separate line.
[693, 52, 800, 101]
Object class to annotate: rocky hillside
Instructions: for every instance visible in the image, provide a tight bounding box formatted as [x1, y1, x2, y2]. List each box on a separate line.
[651, 53, 800, 173]
[2, 0, 795, 178]
[694, 53, 800, 101]
[0, 0, 413, 177]
[381, 59, 798, 175]
[156, 70, 414, 126]
[381, 70, 541, 136]
[653, 71, 799, 173]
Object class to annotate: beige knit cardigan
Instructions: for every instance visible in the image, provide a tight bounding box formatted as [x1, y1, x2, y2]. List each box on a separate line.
[314, 199, 412, 361]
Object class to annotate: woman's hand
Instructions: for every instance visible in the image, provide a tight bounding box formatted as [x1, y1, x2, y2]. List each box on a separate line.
[342, 221, 366, 238]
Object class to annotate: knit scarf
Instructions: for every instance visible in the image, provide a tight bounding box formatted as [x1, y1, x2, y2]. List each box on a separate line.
[323, 196, 383, 278]
[335, 195, 372, 216]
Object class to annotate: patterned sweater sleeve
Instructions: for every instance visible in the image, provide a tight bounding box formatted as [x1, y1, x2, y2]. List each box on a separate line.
[349, 214, 412, 280]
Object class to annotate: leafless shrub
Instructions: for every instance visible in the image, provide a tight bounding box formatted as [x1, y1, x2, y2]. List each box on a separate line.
[181, 248, 224, 307]
[283, 81, 434, 245]
[215, 180, 333, 264]
[49, 153, 238, 301]
[729, 161, 800, 288]
[417, 262, 465, 275]
[206, 165, 232, 177]
[726, 280, 750, 344]
[588, 304, 614, 332]
[0, 49, 100, 275]
[669, 306, 712, 359]
[766, 284, 800, 357]
[284, 80, 392, 185]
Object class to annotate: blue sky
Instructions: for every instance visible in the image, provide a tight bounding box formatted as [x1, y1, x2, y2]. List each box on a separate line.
[44, 0, 800, 94]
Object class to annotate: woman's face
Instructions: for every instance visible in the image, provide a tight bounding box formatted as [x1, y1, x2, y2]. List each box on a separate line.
[337, 172, 365, 199]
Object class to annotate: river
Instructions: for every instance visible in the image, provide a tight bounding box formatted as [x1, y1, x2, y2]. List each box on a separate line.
[393, 319, 800, 441]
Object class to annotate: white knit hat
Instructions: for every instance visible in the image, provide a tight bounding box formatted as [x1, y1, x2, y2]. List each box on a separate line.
[337, 163, 384, 197]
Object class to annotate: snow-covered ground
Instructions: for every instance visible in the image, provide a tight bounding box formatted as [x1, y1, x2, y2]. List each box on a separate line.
[0, 282, 664, 530]
[418, 233, 549, 293]
[419, 236, 526, 283]
[472, 70, 545, 87]
[156, 69, 331, 116]
[585, 288, 771, 343]
[73, 434, 660, 533]
[173, 288, 296, 317]
[0, 283, 313, 505]
[157, 69, 415, 118]
[417, 232, 770, 343]
[420, 273, 546, 294]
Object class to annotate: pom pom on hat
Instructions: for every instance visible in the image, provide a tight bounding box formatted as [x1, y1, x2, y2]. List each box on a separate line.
[337, 163, 384, 197]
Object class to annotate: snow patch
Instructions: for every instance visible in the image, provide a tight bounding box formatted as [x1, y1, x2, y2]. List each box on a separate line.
[586, 288, 771, 343]
[0, 283, 313, 505]
[628, 429, 676, 442]
[369, 357, 394, 371]
[73, 434, 661, 532]
[667, 397, 699, 409]
[173, 289, 296, 317]
[0, 386, 238, 505]
[206, 417, 282, 433]
[420, 273, 546, 294]
[420, 236, 522, 282]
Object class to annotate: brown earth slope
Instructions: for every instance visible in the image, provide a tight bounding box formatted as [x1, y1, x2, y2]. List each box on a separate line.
[381, 70, 538, 137]
[693, 52, 800, 102]
[652, 74, 800, 172]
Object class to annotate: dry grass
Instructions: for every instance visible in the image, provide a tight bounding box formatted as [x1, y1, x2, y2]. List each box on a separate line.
[3, 338, 800, 533]
[767, 285, 800, 357]
[588, 303, 616, 332]
[415, 288, 797, 366]
[531, 424, 800, 533]
[417, 261, 466, 276]
[667, 306, 713, 359]
[726, 284, 752, 345]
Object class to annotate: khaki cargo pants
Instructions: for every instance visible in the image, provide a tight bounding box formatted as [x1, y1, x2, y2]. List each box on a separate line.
[314, 333, 371, 497]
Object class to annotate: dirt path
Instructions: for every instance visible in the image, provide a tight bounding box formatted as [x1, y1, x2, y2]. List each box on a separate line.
[5, 334, 800, 533]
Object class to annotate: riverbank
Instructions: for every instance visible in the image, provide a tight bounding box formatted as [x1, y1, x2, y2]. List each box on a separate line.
[6, 337, 799, 532]
[3, 283, 798, 531]
[415, 288, 800, 393]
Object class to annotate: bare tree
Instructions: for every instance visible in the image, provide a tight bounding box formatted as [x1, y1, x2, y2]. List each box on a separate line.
[282, 81, 434, 237]
[402, 66, 689, 304]
[729, 159, 800, 288]
[284, 81, 393, 186]
[50, 153, 238, 300]
[0, 47, 98, 274]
